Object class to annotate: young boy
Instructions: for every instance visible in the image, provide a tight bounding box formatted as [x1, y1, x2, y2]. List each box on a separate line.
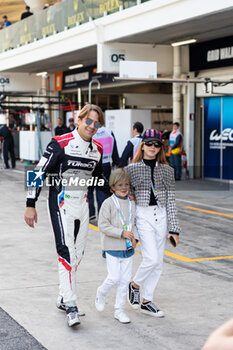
[95, 168, 138, 323]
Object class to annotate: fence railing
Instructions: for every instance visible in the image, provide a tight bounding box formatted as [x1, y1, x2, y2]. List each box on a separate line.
[0, 0, 150, 52]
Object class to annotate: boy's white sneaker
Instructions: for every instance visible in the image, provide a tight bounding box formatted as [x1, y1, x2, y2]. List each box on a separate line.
[114, 310, 131, 324]
[95, 292, 105, 312]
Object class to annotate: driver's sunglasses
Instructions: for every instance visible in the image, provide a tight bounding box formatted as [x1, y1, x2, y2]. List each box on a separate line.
[85, 117, 102, 129]
[144, 141, 162, 148]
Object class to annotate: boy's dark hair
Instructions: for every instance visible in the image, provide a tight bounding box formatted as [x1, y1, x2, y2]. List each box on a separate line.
[173, 122, 180, 127]
[133, 122, 144, 134]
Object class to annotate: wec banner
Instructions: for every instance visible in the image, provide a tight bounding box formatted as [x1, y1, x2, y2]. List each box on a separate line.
[204, 97, 233, 180]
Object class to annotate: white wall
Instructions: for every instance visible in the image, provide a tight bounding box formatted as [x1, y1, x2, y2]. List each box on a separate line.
[123, 93, 172, 109]
[181, 46, 189, 74]
[105, 109, 151, 156]
[0, 72, 42, 92]
[98, 43, 173, 75]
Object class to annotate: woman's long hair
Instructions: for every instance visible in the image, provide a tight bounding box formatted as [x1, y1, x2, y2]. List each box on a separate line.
[132, 142, 168, 165]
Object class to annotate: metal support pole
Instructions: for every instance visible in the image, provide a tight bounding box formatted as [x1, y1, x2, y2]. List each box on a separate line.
[77, 88, 82, 109]
[173, 46, 182, 124]
[6, 96, 9, 127]
[88, 79, 101, 104]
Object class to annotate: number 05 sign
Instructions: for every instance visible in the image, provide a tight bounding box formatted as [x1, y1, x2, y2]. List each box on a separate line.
[97, 43, 126, 73]
[110, 52, 125, 63]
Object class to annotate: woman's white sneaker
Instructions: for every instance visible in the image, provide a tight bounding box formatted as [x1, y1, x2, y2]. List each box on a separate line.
[128, 282, 140, 309]
[95, 292, 105, 312]
[140, 301, 165, 318]
[114, 310, 131, 324]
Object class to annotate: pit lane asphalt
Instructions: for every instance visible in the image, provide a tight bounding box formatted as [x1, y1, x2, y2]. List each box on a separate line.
[0, 161, 232, 350]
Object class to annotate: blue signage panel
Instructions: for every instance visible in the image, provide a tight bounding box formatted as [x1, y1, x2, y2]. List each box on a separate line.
[204, 97, 221, 178]
[204, 96, 233, 180]
[222, 97, 233, 180]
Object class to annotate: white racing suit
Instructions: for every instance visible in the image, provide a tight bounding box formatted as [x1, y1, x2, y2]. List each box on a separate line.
[27, 129, 109, 303]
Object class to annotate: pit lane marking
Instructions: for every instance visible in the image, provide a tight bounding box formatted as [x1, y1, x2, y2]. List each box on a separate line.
[177, 198, 233, 213]
[89, 224, 233, 262]
[185, 206, 233, 218]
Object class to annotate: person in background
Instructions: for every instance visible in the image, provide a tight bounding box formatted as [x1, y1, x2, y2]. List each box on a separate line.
[67, 117, 75, 132]
[162, 128, 171, 162]
[21, 6, 33, 20]
[2, 16, 11, 27]
[54, 117, 69, 136]
[168, 122, 183, 180]
[96, 168, 138, 324]
[88, 125, 119, 220]
[119, 121, 144, 167]
[162, 129, 170, 140]
[125, 129, 180, 317]
[0, 124, 15, 169]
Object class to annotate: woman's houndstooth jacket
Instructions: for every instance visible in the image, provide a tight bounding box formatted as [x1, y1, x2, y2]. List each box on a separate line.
[125, 161, 181, 234]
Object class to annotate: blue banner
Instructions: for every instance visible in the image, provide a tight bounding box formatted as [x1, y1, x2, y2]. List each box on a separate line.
[222, 97, 233, 179]
[204, 97, 221, 178]
[204, 96, 233, 180]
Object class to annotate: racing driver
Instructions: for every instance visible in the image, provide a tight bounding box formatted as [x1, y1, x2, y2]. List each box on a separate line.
[24, 104, 110, 327]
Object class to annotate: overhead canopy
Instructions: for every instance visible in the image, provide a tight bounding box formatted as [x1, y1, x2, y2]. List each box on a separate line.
[1, 1, 233, 75]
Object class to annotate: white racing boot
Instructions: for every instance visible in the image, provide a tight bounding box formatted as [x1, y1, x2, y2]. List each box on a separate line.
[66, 306, 80, 327]
[56, 295, 85, 316]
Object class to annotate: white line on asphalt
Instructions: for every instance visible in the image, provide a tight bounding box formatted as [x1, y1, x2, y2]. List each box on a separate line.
[176, 198, 233, 212]
[12, 169, 25, 174]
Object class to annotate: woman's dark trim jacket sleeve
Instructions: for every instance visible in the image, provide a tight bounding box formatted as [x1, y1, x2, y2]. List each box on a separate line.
[164, 166, 181, 234]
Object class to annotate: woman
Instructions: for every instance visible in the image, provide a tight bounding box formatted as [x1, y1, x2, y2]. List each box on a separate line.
[125, 129, 180, 317]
